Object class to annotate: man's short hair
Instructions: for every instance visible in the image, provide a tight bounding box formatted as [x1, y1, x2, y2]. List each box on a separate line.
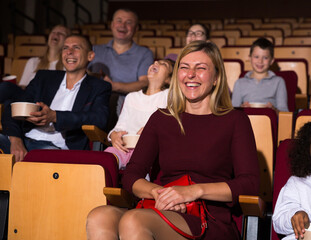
[250, 37, 274, 58]
[65, 34, 93, 52]
[112, 8, 138, 25]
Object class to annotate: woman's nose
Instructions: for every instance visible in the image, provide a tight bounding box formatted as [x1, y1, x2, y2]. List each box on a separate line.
[187, 69, 196, 78]
[66, 48, 73, 55]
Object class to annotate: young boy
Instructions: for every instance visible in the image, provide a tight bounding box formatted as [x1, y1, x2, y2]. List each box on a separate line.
[231, 37, 289, 112]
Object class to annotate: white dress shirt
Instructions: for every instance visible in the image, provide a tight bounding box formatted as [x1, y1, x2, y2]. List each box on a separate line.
[25, 73, 86, 149]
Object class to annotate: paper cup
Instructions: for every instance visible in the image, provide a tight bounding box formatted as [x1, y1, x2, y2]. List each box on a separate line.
[299, 231, 311, 240]
[11, 102, 40, 120]
[248, 102, 266, 108]
[2, 75, 17, 84]
[122, 134, 140, 149]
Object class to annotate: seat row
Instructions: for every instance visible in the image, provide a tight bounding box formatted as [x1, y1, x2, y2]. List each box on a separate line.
[79, 17, 311, 33]
[1, 34, 311, 110]
[1, 105, 309, 239]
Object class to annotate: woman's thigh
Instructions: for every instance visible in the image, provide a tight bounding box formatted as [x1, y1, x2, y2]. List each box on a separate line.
[119, 209, 193, 240]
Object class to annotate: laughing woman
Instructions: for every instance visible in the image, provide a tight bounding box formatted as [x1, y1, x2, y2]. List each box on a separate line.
[86, 41, 259, 240]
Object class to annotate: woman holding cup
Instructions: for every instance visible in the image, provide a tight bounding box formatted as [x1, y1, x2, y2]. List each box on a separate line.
[104, 58, 174, 169]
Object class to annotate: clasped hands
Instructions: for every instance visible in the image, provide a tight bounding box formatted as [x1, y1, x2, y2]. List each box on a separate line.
[151, 184, 198, 214]
[26, 102, 56, 126]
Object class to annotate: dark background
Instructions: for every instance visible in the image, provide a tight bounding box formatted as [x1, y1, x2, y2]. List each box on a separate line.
[0, 0, 311, 43]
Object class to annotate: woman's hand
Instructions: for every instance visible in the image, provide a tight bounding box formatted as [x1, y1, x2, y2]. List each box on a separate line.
[155, 185, 199, 213]
[110, 131, 129, 153]
[291, 211, 310, 239]
[151, 185, 188, 213]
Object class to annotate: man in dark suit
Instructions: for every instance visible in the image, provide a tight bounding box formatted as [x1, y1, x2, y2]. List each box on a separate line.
[0, 34, 111, 161]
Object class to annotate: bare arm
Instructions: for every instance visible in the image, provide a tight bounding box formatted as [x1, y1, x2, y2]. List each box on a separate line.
[132, 178, 163, 200]
[132, 177, 232, 211]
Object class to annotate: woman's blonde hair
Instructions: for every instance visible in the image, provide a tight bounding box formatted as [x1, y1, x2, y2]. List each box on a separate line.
[35, 24, 71, 72]
[165, 40, 233, 134]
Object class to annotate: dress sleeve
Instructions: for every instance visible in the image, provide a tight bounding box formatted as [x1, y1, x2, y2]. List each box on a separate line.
[226, 111, 260, 206]
[122, 110, 161, 194]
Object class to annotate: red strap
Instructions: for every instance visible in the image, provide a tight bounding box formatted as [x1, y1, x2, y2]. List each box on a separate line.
[152, 205, 207, 239]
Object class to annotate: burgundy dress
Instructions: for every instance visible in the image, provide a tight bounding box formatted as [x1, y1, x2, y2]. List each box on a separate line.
[122, 109, 260, 240]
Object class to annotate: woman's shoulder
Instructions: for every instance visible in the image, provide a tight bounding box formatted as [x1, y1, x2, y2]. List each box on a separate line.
[222, 108, 249, 120]
[124, 90, 144, 101]
[149, 108, 170, 119]
[25, 57, 40, 66]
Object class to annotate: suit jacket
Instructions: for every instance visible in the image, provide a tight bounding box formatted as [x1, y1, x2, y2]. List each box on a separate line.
[2, 70, 111, 150]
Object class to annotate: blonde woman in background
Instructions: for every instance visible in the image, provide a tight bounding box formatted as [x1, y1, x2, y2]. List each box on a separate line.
[0, 25, 70, 103]
[19, 24, 71, 87]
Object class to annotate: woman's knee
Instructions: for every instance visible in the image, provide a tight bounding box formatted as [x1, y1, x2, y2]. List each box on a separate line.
[119, 209, 156, 238]
[87, 205, 122, 226]
[86, 205, 125, 239]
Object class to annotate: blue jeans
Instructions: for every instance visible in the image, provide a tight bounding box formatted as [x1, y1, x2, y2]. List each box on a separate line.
[0, 134, 61, 154]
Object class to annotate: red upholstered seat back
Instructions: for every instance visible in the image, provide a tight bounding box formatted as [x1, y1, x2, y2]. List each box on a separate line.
[23, 149, 119, 187]
[274, 71, 297, 112]
[238, 107, 278, 160]
[297, 109, 311, 117]
[271, 139, 293, 240]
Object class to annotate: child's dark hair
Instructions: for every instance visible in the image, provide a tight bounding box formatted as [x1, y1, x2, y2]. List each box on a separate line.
[289, 122, 311, 177]
[250, 37, 274, 58]
[187, 23, 210, 40]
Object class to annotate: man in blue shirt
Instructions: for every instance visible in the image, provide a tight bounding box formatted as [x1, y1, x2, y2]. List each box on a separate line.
[88, 9, 154, 119]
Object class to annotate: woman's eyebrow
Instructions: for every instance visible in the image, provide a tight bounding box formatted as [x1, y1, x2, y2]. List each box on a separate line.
[180, 62, 208, 66]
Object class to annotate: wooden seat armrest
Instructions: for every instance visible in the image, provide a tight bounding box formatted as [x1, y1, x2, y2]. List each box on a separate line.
[82, 125, 110, 147]
[239, 195, 266, 218]
[278, 111, 293, 144]
[0, 154, 15, 191]
[295, 94, 308, 109]
[103, 187, 135, 209]
[0, 103, 3, 131]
